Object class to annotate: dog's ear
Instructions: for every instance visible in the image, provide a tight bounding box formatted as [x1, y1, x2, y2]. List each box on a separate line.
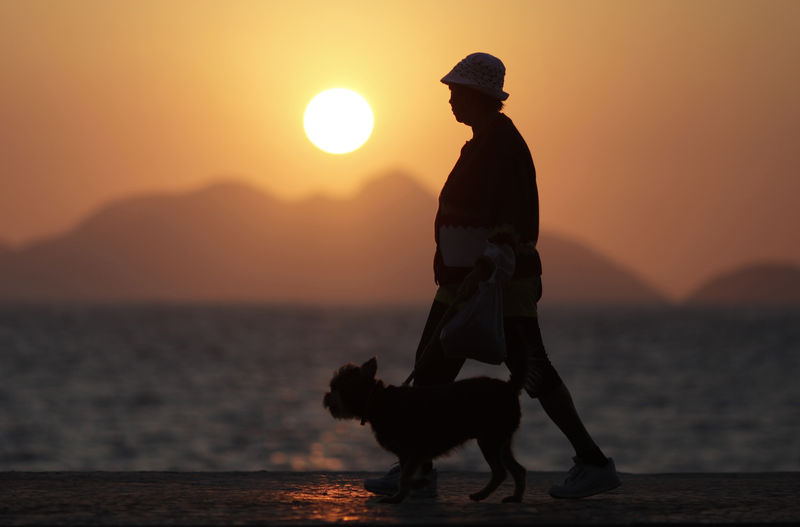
[362, 357, 378, 378]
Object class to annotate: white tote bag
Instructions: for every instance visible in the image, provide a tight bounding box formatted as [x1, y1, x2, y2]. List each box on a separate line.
[439, 268, 507, 364]
[438, 242, 515, 365]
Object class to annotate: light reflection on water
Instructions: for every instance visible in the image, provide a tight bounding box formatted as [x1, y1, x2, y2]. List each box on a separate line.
[0, 304, 798, 473]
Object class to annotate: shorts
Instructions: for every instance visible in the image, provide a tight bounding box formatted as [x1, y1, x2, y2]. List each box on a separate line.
[412, 300, 563, 398]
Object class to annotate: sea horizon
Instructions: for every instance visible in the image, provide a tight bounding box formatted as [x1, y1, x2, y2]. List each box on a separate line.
[1, 303, 798, 474]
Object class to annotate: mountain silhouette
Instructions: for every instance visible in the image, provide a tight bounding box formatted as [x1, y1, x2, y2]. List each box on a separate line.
[686, 262, 800, 305]
[0, 173, 666, 305]
[537, 234, 665, 305]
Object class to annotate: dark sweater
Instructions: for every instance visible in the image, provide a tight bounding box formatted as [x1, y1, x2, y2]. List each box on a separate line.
[434, 113, 542, 286]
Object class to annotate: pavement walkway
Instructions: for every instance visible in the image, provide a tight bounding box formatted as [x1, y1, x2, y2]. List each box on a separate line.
[1, 471, 798, 525]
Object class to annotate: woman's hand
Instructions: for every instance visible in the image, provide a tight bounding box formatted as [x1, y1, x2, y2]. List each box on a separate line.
[455, 255, 496, 300]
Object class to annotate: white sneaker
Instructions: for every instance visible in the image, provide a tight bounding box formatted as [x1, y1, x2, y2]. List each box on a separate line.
[549, 457, 621, 499]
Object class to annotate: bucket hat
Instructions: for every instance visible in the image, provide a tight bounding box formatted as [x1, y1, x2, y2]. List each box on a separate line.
[440, 52, 509, 101]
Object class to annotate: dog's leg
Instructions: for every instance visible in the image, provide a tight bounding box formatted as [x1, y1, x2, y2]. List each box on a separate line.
[378, 457, 419, 504]
[500, 440, 526, 503]
[469, 437, 507, 501]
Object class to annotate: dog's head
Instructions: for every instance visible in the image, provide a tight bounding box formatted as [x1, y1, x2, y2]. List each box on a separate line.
[323, 357, 380, 421]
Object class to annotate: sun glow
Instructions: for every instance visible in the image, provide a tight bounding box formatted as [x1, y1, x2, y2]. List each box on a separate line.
[304, 88, 374, 154]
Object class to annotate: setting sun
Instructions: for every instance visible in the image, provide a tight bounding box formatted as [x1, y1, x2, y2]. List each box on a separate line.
[304, 88, 374, 154]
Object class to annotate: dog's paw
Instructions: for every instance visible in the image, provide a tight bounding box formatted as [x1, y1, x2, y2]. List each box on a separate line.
[501, 495, 522, 503]
[469, 491, 489, 502]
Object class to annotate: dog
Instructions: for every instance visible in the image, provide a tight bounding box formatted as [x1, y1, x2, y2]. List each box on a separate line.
[323, 357, 526, 504]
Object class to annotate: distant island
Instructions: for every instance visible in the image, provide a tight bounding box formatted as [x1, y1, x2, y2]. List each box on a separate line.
[0, 173, 792, 306]
[686, 263, 800, 306]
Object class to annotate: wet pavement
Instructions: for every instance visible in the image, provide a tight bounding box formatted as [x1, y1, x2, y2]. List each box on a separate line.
[1, 471, 798, 525]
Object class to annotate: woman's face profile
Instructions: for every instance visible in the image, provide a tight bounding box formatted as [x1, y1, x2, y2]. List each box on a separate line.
[448, 85, 474, 124]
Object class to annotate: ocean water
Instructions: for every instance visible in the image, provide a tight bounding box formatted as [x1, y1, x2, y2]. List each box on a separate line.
[0, 303, 798, 474]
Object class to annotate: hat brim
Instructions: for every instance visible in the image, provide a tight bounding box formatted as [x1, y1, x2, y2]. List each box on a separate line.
[440, 75, 509, 101]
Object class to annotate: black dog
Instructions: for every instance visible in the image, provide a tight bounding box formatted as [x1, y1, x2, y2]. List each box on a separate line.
[323, 357, 526, 503]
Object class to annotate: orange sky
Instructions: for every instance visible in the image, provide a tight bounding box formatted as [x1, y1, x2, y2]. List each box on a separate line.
[1, 0, 799, 299]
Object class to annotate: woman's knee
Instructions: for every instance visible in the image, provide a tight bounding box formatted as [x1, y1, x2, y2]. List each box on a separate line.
[504, 316, 564, 398]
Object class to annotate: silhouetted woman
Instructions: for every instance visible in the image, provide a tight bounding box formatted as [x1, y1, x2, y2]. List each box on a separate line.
[365, 52, 621, 499]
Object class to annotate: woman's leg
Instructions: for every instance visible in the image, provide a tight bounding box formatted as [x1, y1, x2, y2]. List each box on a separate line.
[412, 300, 466, 387]
[504, 317, 606, 466]
[507, 316, 621, 498]
[364, 299, 460, 494]
[413, 299, 471, 477]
